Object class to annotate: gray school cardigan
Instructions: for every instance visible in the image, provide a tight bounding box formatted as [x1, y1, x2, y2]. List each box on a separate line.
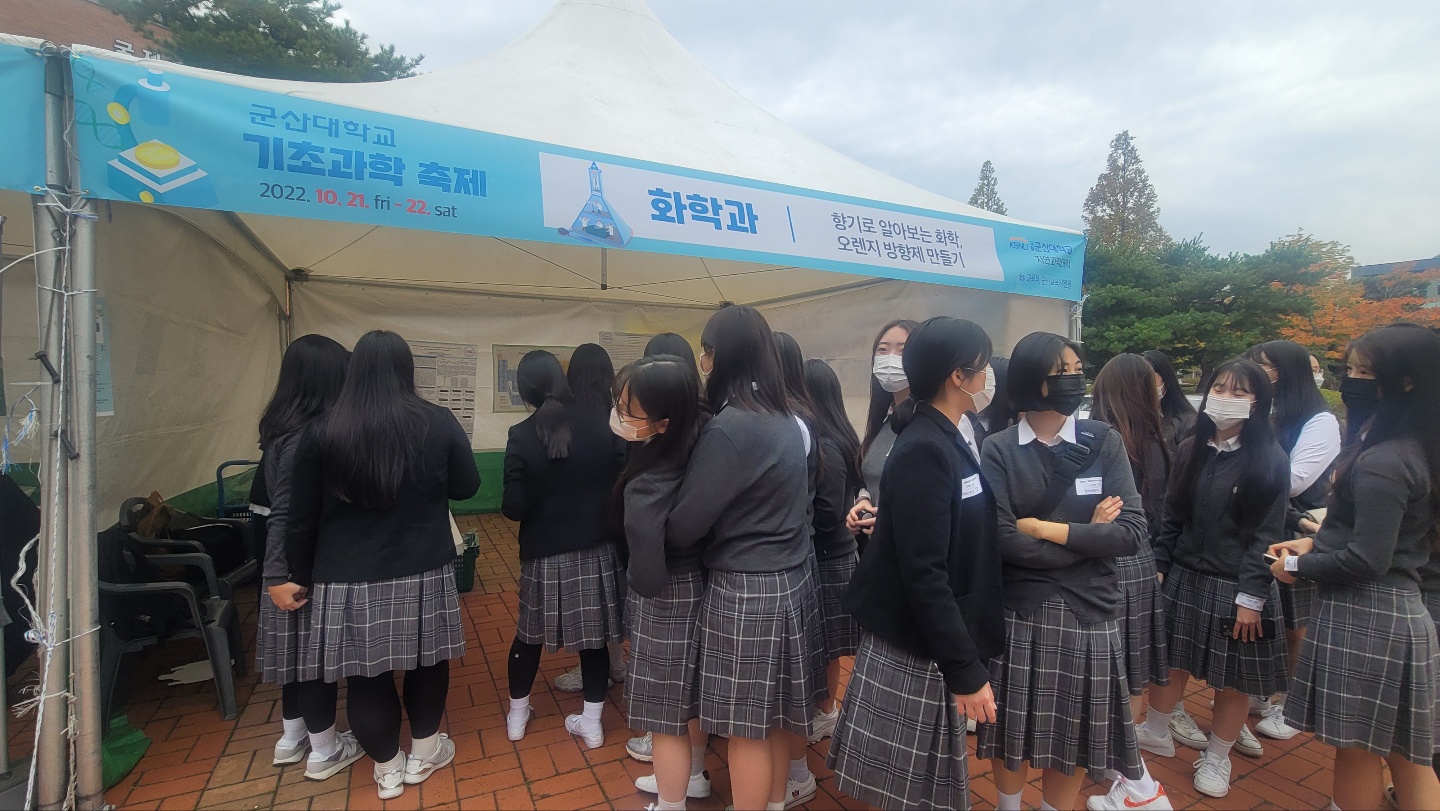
[624, 462, 705, 599]
[980, 424, 1146, 624]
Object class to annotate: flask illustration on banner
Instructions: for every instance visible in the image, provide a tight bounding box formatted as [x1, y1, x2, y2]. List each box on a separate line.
[557, 162, 632, 248]
[96, 66, 216, 207]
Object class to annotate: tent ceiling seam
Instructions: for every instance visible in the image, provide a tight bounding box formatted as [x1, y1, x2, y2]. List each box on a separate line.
[300, 273, 719, 310]
[621, 264, 806, 290]
[305, 224, 380, 271]
[699, 257, 727, 302]
[493, 237, 599, 286]
[748, 278, 893, 309]
[150, 208, 286, 312]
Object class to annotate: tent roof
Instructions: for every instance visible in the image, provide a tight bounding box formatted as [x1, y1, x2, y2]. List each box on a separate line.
[58, 0, 1079, 308]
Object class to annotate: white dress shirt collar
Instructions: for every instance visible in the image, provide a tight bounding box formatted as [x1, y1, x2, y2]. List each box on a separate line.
[1018, 413, 1077, 447]
[1208, 434, 1243, 453]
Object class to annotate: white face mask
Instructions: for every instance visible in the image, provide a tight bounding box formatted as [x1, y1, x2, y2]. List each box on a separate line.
[872, 354, 908, 393]
[964, 365, 995, 413]
[1313, 372, 1326, 388]
[609, 407, 644, 442]
[1203, 394, 1253, 430]
[1157, 384, 1166, 399]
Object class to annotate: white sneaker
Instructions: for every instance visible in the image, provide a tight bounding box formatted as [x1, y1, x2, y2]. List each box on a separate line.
[808, 706, 839, 743]
[634, 770, 712, 798]
[506, 705, 534, 742]
[1169, 707, 1208, 750]
[786, 773, 817, 808]
[1192, 752, 1232, 798]
[627, 732, 654, 762]
[1254, 702, 1300, 740]
[553, 663, 616, 693]
[1248, 695, 1272, 716]
[375, 757, 406, 800]
[303, 731, 364, 781]
[565, 713, 605, 749]
[273, 736, 310, 766]
[1136, 722, 1176, 758]
[1086, 777, 1175, 810]
[403, 734, 455, 785]
[1236, 724, 1264, 758]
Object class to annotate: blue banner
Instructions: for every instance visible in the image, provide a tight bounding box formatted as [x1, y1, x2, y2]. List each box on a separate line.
[0, 42, 47, 195]
[71, 54, 1084, 300]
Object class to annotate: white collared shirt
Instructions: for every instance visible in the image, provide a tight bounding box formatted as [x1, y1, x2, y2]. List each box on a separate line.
[1208, 434, 1242, 453]
[958, 414, 978, 459]
[1017, 413, 1077, 448]
[1203, 432, 1266, 609]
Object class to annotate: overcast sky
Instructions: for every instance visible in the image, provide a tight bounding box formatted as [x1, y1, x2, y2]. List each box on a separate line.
[331, 0, 1439, 266]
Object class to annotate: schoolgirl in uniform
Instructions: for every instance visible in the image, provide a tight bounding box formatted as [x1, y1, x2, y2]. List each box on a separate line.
[846, 319, 920, 540]
[1143, 350, 1198, 450]
[1272, 324, 1440, 811]
[644, 332, 699, 371]
[255, 335, 352, 776]
[285, 331, 479, 799]
[611, 356, 712, 810]
[827, 316, 1004, 810]
[501, 350, 627, 749]
[977, 332, 1165, 811]
[1142, 358, 1291, 800]
[1246, 339, 1343, 739]
[666, 305, 824, 811]
[1090, 354, 1171, 737]
[969, 356, 1014, 447]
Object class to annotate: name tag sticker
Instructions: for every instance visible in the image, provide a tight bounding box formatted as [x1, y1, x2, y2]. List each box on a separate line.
[961, 475, 983, 499]
[1076, 477, 1104, 496]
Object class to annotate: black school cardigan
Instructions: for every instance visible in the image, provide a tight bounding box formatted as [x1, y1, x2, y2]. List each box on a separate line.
[843, 402, 1005, 695]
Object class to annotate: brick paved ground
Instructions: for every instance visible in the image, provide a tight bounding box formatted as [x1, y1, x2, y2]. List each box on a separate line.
[6, 514, 1342, 809]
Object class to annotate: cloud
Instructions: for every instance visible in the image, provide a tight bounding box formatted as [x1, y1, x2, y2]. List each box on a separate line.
[334, 0, 1440, 264]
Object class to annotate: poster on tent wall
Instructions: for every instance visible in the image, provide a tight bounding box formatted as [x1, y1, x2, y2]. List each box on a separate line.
[493, 345, 576, 413]
[68, 53, 1084, 302]
[0, 42, 46, 195]
[409, 340, 477, 438]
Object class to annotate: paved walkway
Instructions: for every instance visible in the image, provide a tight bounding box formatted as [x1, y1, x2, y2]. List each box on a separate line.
[16, 514, 1338, 810]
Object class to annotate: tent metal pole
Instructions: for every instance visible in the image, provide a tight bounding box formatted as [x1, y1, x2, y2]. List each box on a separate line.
[32, 50, 72, 811]
[67, 196, 103, 809]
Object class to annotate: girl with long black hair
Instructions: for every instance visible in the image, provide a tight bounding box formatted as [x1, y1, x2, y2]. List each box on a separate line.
[501, 350, 627, 750]
[612, 356, 712, 810]
[828, 316, 1004, 810]
[1090, 354, 1172, 745]
[1141, 359, 1291, 800]
[977, 332, 1163, 811]
[1142, 350, 1198, 449]
[284, 331, 480, 799]
[666, 305, 825, 811]
[1271, 324, 1440, 811]
[1246, 339, 1342, 739]
[644, 332, 699, 371]
[256, 335, 351, 777]
[846, 319, 921, 538]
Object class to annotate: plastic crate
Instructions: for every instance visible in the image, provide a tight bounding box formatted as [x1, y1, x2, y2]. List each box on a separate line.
[454, 531, 480, 593]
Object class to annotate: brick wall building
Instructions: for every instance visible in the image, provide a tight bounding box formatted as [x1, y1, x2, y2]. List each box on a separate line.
[0, 0, 161, 56]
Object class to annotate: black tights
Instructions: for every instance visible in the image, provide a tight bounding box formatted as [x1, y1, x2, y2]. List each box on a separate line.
[345, 661, 450, 762]
[508, 638, 609, 703]
[281, 679, 339, 734]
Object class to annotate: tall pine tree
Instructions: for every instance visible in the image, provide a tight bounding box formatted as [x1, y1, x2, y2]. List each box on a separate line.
[1082, 131, 1169, 253]
[967, 160, 1008, 215]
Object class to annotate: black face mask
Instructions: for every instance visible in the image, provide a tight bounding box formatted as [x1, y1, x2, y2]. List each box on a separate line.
[1043, 373, 1087, 416]
[1340, 377, 1380, 429]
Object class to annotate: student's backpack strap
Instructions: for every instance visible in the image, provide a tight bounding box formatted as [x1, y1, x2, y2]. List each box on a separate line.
[1030, 419, 1112, 520]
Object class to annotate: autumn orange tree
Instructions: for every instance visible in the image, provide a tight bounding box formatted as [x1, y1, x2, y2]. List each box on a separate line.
[1280, 272, 1440, 363]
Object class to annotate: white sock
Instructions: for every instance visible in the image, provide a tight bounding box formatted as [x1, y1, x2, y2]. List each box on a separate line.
[1328, 802, 1341, 811]
[375, 750, 405, 774]
[1207, 735, 1235, 761]
[411, 731, 440, 761]
[280, 717, 307, 744]
[997, 789, 1023, 811]
[789, 756, 810, 784]
[1040, 802, 1058, 811]
[1129, 759, 1159, 795]
[582, 700, 604, 724]
[655, 799, 686, 811]
[509, 696, 530, 715]
[690, 745, 706, 776]
[1144, 706, 1173, 739]
[309, 725, 340, 759]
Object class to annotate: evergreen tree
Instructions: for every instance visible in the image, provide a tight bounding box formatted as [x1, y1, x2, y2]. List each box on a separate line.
[106, 0, 423, 82]
[967, 160, 1008, 215]
[1082, 131, 1170, 252]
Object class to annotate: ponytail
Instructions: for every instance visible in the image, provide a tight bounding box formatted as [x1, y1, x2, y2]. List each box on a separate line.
[517, 351, 574, 459]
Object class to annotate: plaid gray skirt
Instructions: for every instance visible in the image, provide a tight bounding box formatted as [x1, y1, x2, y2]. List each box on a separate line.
[975, 596, 1142, 780]
[1285, 581, 1440, 764]
[256, 591, 316, 685]
[827, 632, 971, 810]
[625, 570, 705, 736]
[296, 562, 465, 682]
[517, 543, 625, 653]
[817, 551, 861, 661]
[1279, 579, 1317, 631]
[696, 563, 827, 740]
[1161, 566, 1288, 697]
[1116, 547, 1169, 693]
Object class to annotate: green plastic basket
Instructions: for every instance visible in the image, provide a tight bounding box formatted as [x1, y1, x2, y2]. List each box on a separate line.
[454, 531, 480, 593]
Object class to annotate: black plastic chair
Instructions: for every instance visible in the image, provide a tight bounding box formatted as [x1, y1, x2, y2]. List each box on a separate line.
[118, 498, 258, 600]
[97, 528, 244, 722]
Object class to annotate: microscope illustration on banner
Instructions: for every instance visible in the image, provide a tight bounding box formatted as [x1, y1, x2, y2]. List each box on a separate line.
[90, 64, 216, 207]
